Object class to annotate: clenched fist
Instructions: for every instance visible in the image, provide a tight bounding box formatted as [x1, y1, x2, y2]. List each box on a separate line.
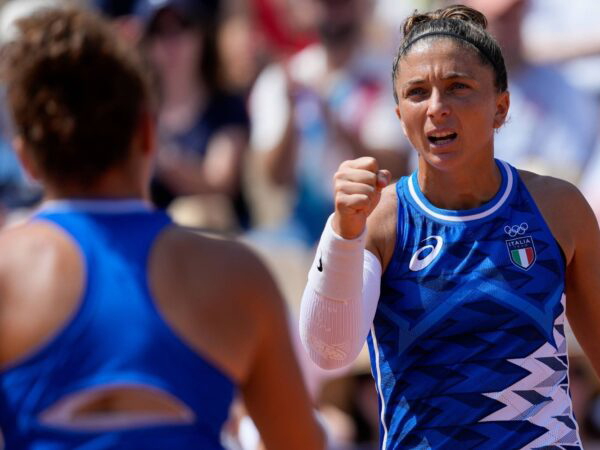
[332, 157, 391, 239]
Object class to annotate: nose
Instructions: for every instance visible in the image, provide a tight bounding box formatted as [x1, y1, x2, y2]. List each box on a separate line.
[427, 89, 450, 121]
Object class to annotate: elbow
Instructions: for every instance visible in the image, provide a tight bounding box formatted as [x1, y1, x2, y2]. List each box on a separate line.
[311, 355, 351, 371]
[300, 333, 357, 371]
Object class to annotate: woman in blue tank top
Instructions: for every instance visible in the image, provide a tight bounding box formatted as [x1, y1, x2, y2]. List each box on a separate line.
[301, 4, 600, 449]
[0, 8, 324, 450]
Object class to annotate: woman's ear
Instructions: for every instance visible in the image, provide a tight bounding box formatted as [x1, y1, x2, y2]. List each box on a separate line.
[395, 105, 409, 137]
[133, 109, 156, 158]
[493, 90, 510, 129]
[13, 136, 41, 181]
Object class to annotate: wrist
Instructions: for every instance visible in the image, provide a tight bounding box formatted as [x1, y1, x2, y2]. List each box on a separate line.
[332, 213, 366, 240]
[308, 215, 366, 301]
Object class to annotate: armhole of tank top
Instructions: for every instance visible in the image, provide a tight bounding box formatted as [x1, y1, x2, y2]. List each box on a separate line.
[1, 218, 92, 372]
[139, 220, 176, 321]
[138, 222, 235, 384]
[517, 176, 567, 275]
[383, 179, 406, 279]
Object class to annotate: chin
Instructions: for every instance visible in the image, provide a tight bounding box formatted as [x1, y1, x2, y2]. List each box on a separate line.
[421, 150, 464, 171]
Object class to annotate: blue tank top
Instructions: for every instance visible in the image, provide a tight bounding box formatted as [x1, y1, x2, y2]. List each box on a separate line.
[368, 161, 581, 449]
[0, 200, 235, 449]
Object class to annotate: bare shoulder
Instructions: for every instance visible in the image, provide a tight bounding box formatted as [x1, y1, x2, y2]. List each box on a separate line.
[0, 220, 82, 284]
[520, 170, 592, 225]
[0, 221, 84, 366]
[150, 226, 285, 381]
[520, 170, 581, 201]
[366, 182, 398, 270]
[520, 170, 597, 263]
[154, 226, 278, 306]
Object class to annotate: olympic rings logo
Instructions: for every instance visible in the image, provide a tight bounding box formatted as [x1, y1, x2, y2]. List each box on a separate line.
[504, 222, 528, 237]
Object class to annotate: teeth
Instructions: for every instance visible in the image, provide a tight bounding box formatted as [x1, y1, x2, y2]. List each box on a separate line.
[429, 131, 454, 138]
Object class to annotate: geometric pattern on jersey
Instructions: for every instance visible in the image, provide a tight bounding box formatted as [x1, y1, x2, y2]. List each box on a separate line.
[0, 200, 235, 449]
[368, 161, 581, 450]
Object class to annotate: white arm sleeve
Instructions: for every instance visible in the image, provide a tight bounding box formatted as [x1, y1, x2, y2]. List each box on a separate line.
[299, 215, 382, 370]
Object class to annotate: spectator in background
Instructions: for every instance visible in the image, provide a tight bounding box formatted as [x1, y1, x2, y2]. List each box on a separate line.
[461, 0, 599, 184]
[249, 0, 410, 246]
[91, 0, 137, 20]
[136, 0, 252, 231]
[521, 0, 600, 96]
[522, 0, 600, 243]
[217, 0, 265, 97]
[250, 0, 318, 58]
[91, 0, 141, 44]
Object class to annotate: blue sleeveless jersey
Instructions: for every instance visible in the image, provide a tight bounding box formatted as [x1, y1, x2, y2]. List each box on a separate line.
[368, 161, 581, 449]
[0, 201, 235, 449]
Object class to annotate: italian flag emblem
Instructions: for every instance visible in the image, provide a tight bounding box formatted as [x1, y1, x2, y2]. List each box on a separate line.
[506, 236, 536, 270]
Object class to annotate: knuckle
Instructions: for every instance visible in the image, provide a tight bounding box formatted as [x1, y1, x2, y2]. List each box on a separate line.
[333, 170, 346, 182]
[366, 172, 377, 186]
[334, 177, 349, 193]
[335, 194, 351, 210]
[356, 193, 370, 205]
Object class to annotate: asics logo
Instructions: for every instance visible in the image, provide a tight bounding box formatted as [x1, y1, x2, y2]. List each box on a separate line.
[504, 222, 528, 237]
[409, 236, 443, 271]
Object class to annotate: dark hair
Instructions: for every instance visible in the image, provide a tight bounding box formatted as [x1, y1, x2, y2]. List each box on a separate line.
[143, 6, 223, 94]
[392, 4, 507, 103]
[198, 18, 221, 93]
[4, 8, 151, 186]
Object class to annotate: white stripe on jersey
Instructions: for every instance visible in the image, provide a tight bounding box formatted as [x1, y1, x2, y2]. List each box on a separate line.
[408, 160, 514, 222]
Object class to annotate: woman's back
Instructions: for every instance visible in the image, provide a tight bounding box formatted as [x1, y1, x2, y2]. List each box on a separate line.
[0, 202, 235, 448]
[0, 200, 321, 448]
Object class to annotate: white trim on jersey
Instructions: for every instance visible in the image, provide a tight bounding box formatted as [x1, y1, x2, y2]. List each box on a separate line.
[39, 199, 152, 214]
[371, 325, 389, 450]
[408, 160, 514, 222]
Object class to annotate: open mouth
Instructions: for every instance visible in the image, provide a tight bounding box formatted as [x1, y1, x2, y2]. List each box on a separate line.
[427, 132, 457, 146]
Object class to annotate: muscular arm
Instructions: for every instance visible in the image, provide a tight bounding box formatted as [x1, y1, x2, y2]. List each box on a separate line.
[153, 231, 324, 447]
[299, 186, 397, 370]
[299, 219, 383, 369]
[238, 251, 325, 449]
[562, 189, 600, 375]
[525, 172, 600, 376]
[300, 157, 396, 369]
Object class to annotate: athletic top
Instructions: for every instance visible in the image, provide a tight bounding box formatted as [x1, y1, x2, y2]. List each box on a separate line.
[0, 200, 235, 449]
[368, 161, 581, 449]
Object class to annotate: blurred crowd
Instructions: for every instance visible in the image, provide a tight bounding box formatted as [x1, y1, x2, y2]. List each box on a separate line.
[1, 0, 600, 448]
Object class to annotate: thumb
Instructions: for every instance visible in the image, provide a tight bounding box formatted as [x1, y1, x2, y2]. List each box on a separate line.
[376, 169, 392, 191]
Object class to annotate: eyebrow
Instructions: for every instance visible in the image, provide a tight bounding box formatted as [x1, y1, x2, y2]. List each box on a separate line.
[402, 72, 476, 87]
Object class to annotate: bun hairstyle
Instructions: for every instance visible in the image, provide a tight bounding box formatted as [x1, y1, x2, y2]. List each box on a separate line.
[392, 4, 507, 103]
[402, 4, 488, 36]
